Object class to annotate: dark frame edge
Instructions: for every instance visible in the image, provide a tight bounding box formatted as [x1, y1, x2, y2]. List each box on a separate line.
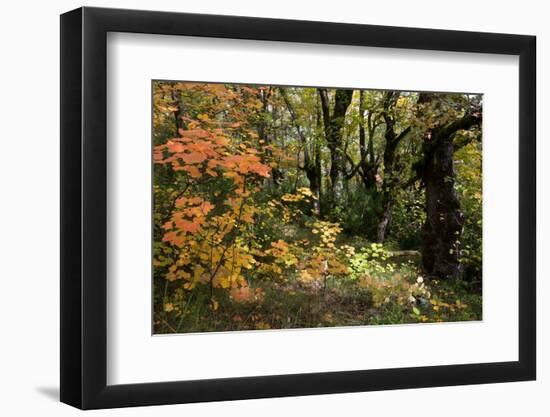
[518, 34, 537, 380]
[87, 361, 533, 410]
[60, 7, 83, 409]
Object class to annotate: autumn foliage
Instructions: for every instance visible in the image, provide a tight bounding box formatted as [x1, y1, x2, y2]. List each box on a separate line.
[153, 82, 483, 333]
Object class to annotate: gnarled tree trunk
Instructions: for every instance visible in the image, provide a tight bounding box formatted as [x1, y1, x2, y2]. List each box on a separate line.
[419, 112, 482, 279]
[421, 134, 464, 279]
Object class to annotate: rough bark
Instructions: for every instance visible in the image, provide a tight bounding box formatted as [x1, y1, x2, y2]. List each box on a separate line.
[171, 90, 186, 133]
[306, 157, 322, 216]
[357, 90, 379, 191]
[318, 88, 354, 208]
[375, 92, 411, 242]
[419, 112, 482, 279]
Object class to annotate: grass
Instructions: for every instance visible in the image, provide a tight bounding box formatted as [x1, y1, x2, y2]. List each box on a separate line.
[154, 258, 482, 334]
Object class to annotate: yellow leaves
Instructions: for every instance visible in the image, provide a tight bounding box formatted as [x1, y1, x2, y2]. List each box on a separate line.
[396, 96, 409, 108]
[266, 239, 299, 268]
[255, 321, 271, 330]
[311, 220, 342, 249]
[193, 265, 206, 283]
[297, 187, 313, 197]
[299, 269, 314, 282]
[326, 258, 349, 275]
[241, 207, 256, 224]
[269, 239, 289, 254]
[164, 303, 174, 313]
[212, 273, 231, 289]
[280, 186, 317, 204]
[281, 192, 313, 203]
[183, 282, 196, 290]
[340, 244, 356, 258]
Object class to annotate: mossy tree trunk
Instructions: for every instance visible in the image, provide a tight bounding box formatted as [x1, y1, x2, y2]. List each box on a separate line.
[419, 112, 481, 279]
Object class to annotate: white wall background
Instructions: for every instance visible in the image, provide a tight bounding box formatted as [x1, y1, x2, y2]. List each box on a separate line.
[0, 0, 546, 415]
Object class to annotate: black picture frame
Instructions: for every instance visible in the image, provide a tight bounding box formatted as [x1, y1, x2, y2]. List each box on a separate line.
[60, 6, 536, 410]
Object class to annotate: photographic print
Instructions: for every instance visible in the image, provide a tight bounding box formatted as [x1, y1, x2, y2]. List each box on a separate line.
[153, 81, 482, 334]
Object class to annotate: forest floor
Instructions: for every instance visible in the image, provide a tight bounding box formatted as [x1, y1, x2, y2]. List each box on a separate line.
[155, 232, 482, 334]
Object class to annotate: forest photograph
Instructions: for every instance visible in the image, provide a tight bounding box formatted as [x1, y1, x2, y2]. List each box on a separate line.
[153, 81, 483, 334]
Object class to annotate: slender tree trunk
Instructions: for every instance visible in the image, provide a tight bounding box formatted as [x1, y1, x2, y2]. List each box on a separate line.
[258, 88, 282, 188]
[282, 88, 323, 216]
[171, 90, 186, 133]
[376, 202, 393, 243]
[358, 92, 378, 192]
[375, 92, 410, 243]
[329, 147, 346, 207]
[306, 163, 321, 216]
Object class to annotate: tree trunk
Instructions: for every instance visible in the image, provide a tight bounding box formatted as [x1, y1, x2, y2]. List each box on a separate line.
[281, 88, 321, 215]
[419, 111, 482, 279]
[258, 88, 282, 187]
[171, 90, 186, 133]
[329, 148, 345, 207]
[357, 93, 378, 192]
[306, 162, 321, 216]
[318, 88, 353, 209]
[376, 202, 392, 243]
[376, 131, 397, 243]
[421, 134, 464, 279]
[375, 92, 410, 243]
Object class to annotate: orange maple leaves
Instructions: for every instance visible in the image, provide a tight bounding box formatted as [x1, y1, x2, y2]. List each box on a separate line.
[154, 128, 271, 182]
[154, 84, 274, 298]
